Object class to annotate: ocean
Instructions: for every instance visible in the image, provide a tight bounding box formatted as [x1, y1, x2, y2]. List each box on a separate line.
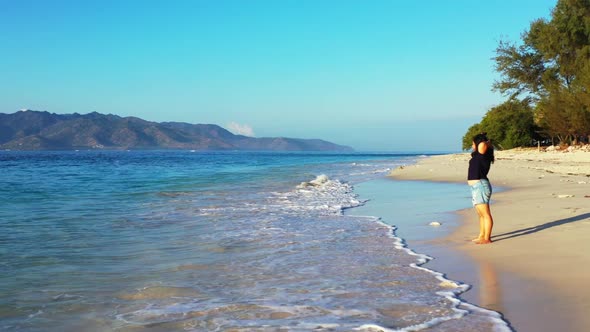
[0, 151, 510, 331]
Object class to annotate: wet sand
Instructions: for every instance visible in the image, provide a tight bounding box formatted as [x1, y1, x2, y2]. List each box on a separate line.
[389, 147, 590, 331]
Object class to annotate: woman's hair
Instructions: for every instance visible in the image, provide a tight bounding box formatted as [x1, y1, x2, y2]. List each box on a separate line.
[472, 132, 495, 163]
[473, 132, 488, 145]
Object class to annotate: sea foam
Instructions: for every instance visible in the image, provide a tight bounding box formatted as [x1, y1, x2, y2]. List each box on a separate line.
[1, 151, 511, 332]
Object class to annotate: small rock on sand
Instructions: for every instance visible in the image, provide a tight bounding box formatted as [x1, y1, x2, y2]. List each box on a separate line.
[556, 194, 575, 198]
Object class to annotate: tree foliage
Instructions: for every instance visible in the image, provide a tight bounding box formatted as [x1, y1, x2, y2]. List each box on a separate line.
[462, 100, 537, 150]
[536, 84, 590, 142]
[467, 0, 590, 147]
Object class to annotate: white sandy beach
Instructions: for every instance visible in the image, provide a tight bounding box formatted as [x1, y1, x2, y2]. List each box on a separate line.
[390, 147, 590, 332]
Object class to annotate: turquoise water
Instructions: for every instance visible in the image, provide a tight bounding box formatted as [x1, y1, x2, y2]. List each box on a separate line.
[0, 151, 509, 331]
[352, 179, 470, 242]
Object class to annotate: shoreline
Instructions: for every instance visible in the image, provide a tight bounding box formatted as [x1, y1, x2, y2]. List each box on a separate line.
[389, 149, 590, 331]
[349, 177, 511, 330]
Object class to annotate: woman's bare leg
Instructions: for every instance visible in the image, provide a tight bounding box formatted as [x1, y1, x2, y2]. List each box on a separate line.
[474, 203, 493, 244]
[472, 206, 485, 241]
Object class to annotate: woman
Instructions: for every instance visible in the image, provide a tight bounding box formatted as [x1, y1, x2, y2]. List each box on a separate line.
[468, 133, 495, 244]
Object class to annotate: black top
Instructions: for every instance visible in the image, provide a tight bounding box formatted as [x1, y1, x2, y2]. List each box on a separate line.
[468, 151, 491, 180]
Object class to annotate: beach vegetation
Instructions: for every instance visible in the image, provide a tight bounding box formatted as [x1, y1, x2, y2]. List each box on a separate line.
[466, 0, 590, 147]
[462, 99, 538, 150]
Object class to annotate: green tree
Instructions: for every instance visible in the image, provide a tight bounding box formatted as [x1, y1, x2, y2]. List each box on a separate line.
[463, 100, 537, 150]
[491, 0, 590, 142]
[537, 84, 590, 143]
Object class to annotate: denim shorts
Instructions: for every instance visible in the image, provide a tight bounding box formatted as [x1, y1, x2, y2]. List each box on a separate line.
[470, 179, 492, 206]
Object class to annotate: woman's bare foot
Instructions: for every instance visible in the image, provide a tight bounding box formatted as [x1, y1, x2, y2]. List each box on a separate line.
[474, 239, 492, 244]
[472, 236, 484, 242]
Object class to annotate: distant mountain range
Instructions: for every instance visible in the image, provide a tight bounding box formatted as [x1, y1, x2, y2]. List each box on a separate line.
[0, 110, 353, 151]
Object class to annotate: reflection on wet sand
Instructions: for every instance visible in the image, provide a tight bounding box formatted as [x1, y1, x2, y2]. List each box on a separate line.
[478, 260, 504, 315]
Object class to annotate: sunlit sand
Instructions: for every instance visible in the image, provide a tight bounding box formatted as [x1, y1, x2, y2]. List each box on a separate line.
[390, 146, 590, 331]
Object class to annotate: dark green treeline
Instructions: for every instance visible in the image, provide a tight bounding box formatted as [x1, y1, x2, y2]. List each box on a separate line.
[463, 0, 590, 150]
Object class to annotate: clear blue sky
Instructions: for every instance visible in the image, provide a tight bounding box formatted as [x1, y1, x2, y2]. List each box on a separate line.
[0, 0, 556, 151]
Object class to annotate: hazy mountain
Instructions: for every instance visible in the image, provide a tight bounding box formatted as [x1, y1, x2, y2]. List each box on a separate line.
[0, 110, 353, 151]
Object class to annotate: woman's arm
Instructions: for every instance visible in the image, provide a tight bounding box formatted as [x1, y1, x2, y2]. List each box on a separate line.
[477, 141, 489, 154]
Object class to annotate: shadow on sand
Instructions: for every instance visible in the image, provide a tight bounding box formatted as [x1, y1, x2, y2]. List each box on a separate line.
[492, 212, 590, 242]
